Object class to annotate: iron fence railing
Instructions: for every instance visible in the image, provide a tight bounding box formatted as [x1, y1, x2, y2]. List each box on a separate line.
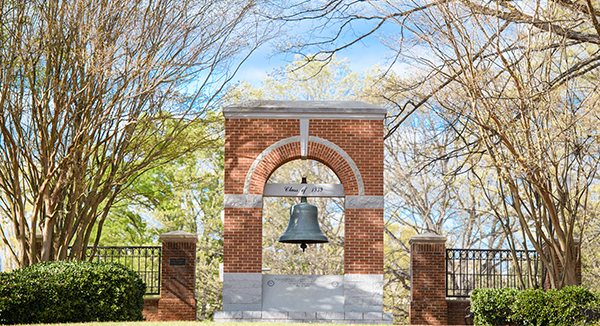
[84, 246, 162, 295]
[446, 248, 541, 297]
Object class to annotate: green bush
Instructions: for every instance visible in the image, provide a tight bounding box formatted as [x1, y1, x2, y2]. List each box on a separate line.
[471, 286, 600, 326]
[471, 287, 518, 326]
[510, 288, 552, 326]
[0, 260, 145, 324]
[550, 286, 598, 325]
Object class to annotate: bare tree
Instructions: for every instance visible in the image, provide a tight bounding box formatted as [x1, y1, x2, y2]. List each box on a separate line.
[581, 182, 600, 292]
[0, 0, 268, 267]
[428, 1, 600, 288]
[382, 108, 518, 321]
[270, 0, 600, 136]
[274, 0, 600, 289]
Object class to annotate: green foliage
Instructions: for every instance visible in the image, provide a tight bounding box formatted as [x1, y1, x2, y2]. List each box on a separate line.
[549, 286, 599, 325]
[0, 261, 145, 324]
[101, 112, 225, 246]
[101, 112, 225, 320]
[471, 286, 599, 326]
[511, 288, 552, 326]
[471, 288, 518, 326]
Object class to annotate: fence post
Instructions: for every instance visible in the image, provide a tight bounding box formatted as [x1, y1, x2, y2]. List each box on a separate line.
[409, 233, 447, 325]
[158, 231, 197, 321]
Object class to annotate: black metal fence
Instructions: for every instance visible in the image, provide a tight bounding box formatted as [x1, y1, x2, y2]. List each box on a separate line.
[84, 246, 162, 295]
[446, 248, 541, 297]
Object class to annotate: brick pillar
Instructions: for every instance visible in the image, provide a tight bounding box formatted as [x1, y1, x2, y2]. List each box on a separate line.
[222, 201, 263, 311]
[543, 238, 582, 290]
[409, 233, 447, 325]
[158, 231, 197, 321]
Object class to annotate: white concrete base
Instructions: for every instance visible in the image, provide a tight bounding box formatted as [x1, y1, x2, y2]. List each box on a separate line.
[222, 273, 262, 311]
[262, 275, 344, 311]
[344, 274, 384, 312]
[213, 310, 393, 324]
[219, 273, 388, 324]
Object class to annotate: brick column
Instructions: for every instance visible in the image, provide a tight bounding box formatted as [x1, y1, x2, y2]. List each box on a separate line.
[344, 207, 384, 275]
[222, 198, 263, 311]
[158, 231, 197, 321]
[409, 233, 447, 325]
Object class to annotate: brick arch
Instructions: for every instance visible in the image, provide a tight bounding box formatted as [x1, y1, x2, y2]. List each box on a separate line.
[243, 136, 364, 196]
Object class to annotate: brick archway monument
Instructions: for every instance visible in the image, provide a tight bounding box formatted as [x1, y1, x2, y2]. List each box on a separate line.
[214, 100, 392, 324]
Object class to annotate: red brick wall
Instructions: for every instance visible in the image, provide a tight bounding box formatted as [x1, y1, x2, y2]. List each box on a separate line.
[223, 207, 262, 273]
[225, 118, 383, 195]
[225, 119, 299, 194]
[224, 117, 384, 275]
[143, 297, 159, 321]
[309, 119, 383, 196]
[345, 208, 384, 274]
[410, 238, 448, 325]
[447, 299, 470, 325]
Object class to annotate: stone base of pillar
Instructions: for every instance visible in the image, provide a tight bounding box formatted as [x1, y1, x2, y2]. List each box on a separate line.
[214, 311, 393, 324]
[218, 273, 389, 324]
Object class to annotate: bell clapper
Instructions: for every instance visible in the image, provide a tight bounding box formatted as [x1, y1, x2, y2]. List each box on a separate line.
[300, 243, 307, 252]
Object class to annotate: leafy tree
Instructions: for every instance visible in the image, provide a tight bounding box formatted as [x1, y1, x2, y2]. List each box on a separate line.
[97, 115, 225, 319]
[228, 54, 381, 102]
[98, 114, 225, 246]
[0, 0, 266, 267]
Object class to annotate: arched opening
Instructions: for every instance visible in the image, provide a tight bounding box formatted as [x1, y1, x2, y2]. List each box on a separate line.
[262, 159, 344, 275]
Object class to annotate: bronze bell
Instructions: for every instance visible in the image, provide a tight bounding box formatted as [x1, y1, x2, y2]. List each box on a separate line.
[278, 190, 328, 252]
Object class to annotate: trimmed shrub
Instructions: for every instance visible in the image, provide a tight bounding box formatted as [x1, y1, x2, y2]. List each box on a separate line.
[471, 287, 518, 326]
[510, 288, 552, 326]
[471, 286, 600, 326]
[0, 260, 145, 324]
[549, 286, 599, 325]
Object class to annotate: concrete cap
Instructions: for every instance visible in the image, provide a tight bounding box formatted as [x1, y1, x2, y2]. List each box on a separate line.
[223, 100, 386, 119]
[408, 232, 447, 244]
[160, 230, 198, 243]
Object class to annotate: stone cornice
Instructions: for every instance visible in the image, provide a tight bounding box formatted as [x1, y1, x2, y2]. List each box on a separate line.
[160, 230, 198, 243]
[223, 100, 386, 120]
[409, 232, 447, 244]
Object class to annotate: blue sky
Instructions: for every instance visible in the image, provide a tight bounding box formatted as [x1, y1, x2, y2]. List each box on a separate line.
[233, 44, 388, 86]
[232, 20, 412, 86]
